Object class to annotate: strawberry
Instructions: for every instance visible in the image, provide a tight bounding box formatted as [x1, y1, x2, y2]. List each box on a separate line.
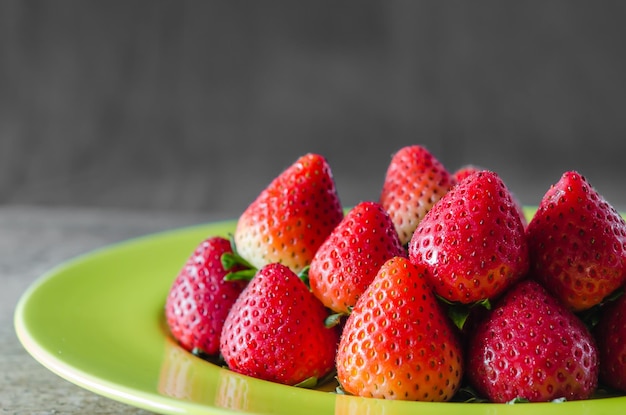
[526, 171, 626, 312]
[452, 164, 482, 183]
[454, 164, 528, 228]
[408, 170, 529, 304]
[165, 236, 247, 355]
[380, 145, 455, 245]
[594, 292, 626, 392]
[336, 256, 464, 401]
[467, 279, 599, 402]
[308, 201, 406, 314]
[220, 262, 340, 386]
[233, 153, 344, 273]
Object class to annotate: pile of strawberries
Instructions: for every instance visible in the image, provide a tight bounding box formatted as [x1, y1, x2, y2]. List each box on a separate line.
[164, 145, 626, 403]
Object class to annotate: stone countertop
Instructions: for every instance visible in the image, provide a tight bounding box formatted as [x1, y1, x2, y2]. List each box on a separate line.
[0, 205, 231, 415]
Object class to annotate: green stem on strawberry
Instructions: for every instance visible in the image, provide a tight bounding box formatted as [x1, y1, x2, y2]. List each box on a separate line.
[221, 251, 255, 272]
[294, 376, 318, 389]
[298, 265, 311, 287]
[324, 312, 348, 328]
[222, 234, 256, 270]
[223, 268, 258, 282]
[325, 305, 352, 328]
[437, 296, 491, 331]
[221, 251, 257, 281]
[294, 369, 338, 389]
[450, 385, 490, 403]
[221, 234, 258, 281]
[507, 397, 531, 404]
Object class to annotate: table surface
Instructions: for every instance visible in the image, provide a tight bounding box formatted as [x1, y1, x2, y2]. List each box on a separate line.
[1, 205, 232, 415]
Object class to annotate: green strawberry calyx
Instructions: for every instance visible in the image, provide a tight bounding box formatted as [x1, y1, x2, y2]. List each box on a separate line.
[297, 265, 311, 286]
[222, 237, 315, 284]
[437, 296, 492, 331]
[294, 376, 319, 389]
[324, 311, 349, 328]
[222, 234, 257, 281]
[294, 369, 338, 389]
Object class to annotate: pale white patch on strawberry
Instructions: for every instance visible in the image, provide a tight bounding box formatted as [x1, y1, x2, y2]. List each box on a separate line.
[380, 145, 454, 245]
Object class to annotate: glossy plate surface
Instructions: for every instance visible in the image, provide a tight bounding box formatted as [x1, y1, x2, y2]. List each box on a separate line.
[14, 219, 626, 415]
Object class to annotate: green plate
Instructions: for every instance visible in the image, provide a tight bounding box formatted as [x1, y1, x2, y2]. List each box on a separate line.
[14, 218, 626, 415]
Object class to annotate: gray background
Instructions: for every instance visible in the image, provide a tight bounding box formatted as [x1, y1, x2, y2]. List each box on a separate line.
[2, 0, 626, 215]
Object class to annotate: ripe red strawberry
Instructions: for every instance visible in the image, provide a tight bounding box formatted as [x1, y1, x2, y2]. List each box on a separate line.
[380, 145, 455, 245]
[453, 164, 528, 228]
[220, 262, 340, 386]
[165, 236, 247, 355]
[408, 170, 529, 304]
[452, 164, 482, 183]
[308, 201, 406, 314]
[594, 293, 626, 392]
[467, 279, 599, 402]
[526, 171, 626, 312]
[233, 153, 344, 273]
[336, 256, 464, 401]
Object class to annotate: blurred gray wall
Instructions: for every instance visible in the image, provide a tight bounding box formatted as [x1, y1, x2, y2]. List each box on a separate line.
[2, 0, 626, 214]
